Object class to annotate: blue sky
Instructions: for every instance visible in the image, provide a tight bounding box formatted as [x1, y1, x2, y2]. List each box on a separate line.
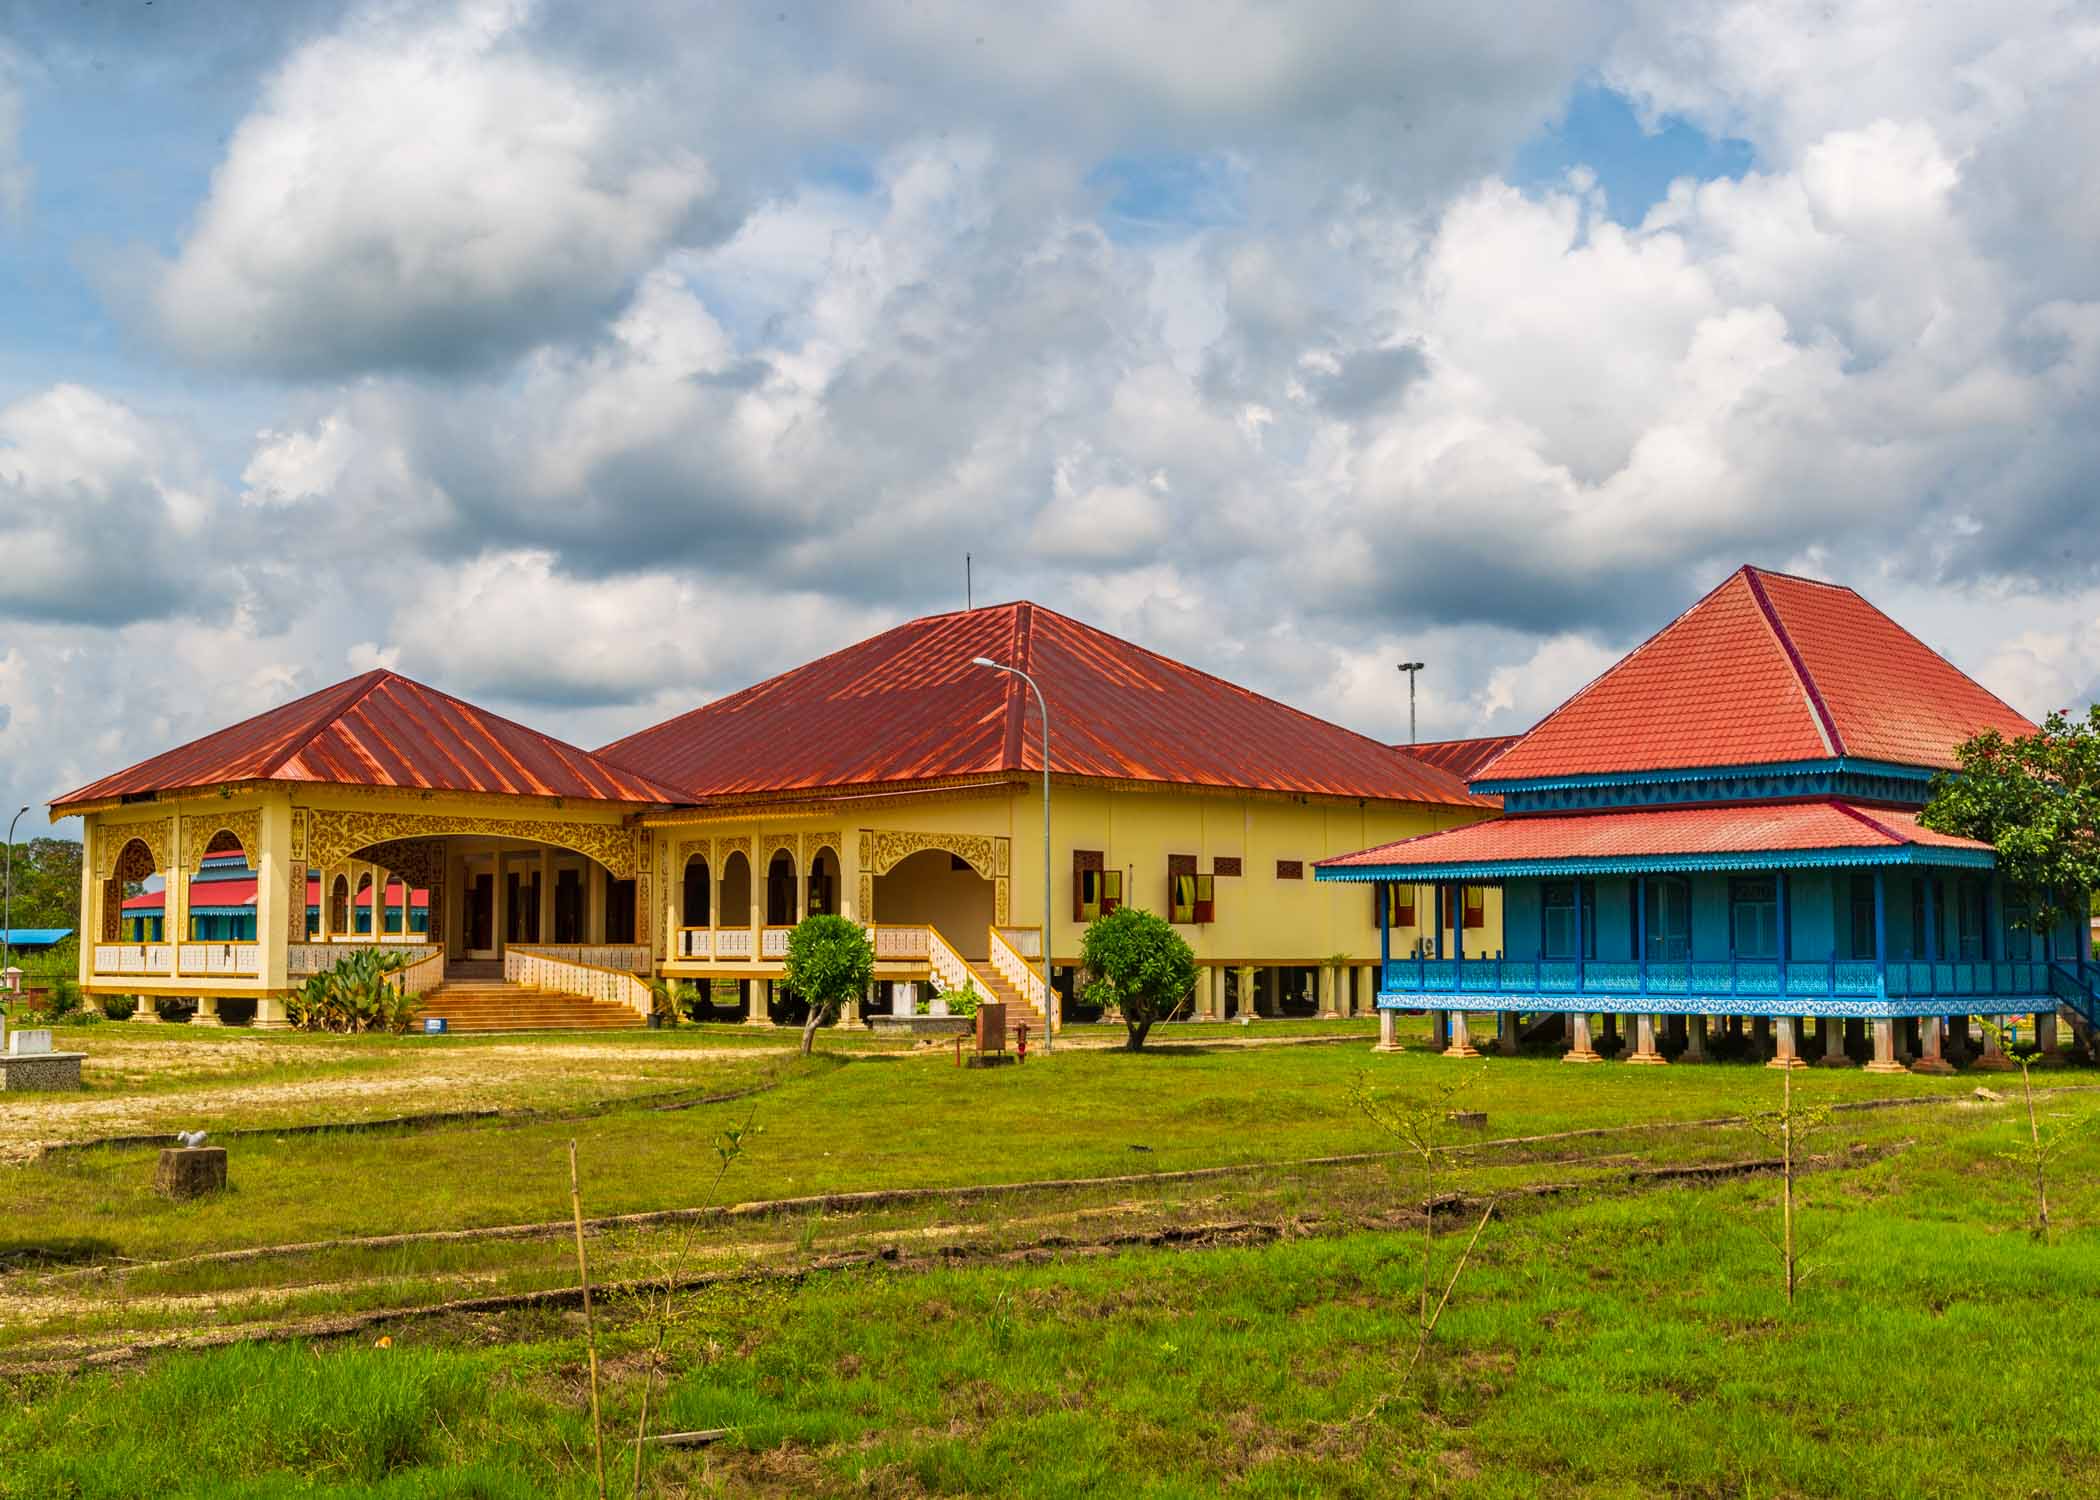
[3, 1, 2098, 836]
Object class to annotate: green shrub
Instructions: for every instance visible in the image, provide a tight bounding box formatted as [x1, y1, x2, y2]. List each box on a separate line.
[783, 913, 875, 1056]
[1080, 905, 1199, 1051]
[99, 994, 138, 1022]
[285, 949, 418, 1033]
[937, 977, 982, 1017]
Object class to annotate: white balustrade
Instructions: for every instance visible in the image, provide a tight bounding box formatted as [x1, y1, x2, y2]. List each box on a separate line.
[872, 925, 931, 962]
[387, 948, 447, 998]
[716, 929, 754, 960]
[93, 944, 174, 977]
[512, 944, 650, 973]
[995, 926, 1043, 959]
[760, 927, 793, 960]
[505, 949, 650, 1017]
[927, 928, 973, 996]
[677, 928, 713, 959]
[178, 943, 260, 977]
[987, 926, 1050, 1012]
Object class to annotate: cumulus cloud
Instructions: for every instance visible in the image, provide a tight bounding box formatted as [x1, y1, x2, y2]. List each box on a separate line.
[149, 0, 712, 376]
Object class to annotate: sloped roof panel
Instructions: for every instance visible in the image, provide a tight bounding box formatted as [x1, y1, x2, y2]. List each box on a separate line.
[597, 602, 1490, 807]
[52, 672, 680, 812]
[1317, 799, 1993, 872]
[1401, 735, 1523, 781]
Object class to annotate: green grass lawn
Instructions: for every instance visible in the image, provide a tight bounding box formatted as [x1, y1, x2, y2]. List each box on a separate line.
[4, 1020, 2096, 1495]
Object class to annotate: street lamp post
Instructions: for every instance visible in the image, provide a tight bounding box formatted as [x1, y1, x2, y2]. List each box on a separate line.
[3, 805, 28, 982]
[972, 655, 1054, 1051]
[1397, 662, 1425, 745]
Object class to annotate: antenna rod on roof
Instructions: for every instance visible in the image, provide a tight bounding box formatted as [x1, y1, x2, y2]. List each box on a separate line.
[966, 553, 972, 611]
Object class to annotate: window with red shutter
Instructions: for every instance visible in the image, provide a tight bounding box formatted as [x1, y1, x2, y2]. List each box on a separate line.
[1074, 850, 1105, 922]
[1193, 873, 1215, 924]
[1463, 885, 1486, 930]
[1100, 870, 1123, 914]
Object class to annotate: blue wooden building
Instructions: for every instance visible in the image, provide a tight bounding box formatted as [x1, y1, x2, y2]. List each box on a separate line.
[1318, 566, 2097, 1070]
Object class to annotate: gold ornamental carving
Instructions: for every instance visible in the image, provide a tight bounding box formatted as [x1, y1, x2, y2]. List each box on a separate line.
[676, 838, 712, 867]
[98, 817, 173, 879]
[805, 830, 842, 860]
[858, 872, 873, 921]
[716, 835, 751, 864]
[863, 829, 999, 878]
[305, 808, 636, 879]
[357, 837, 447, 892]
[289, 808, 308, 865]
[185, 808, 263, 872]
[995, 879, 1010, 924]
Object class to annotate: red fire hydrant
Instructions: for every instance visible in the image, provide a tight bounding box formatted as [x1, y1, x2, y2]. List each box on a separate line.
[1015, 1022, 1029, 1063]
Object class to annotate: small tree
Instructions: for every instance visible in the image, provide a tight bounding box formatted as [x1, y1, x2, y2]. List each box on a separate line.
[783, 914, 874, 1057]
[1079, 905, 1198, 1050]
[1920, 709, 2100, 937]
[1978, 1018, 2090, 1242]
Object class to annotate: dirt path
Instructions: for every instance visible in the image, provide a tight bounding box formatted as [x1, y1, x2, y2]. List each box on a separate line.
[0, 1043, 760, 1162]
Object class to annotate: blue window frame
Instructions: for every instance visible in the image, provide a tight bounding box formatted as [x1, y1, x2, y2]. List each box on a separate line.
[1731, 877, 1779, 959]
[1645, 877, 1692, 960]
[1540, 880, 1595, 959]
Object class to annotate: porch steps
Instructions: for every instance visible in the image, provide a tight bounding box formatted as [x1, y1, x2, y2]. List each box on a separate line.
[963, 958, 1049, 1036]
[414, 980, 645, 1034]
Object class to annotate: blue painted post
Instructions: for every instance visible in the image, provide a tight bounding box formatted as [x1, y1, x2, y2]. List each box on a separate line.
[1433, 885, 1444, 961]
[1873, 869, 1888, 1000]
[1636, 875, 1648, 996]
[1451, 882, 1463, 985]
[1378, 880, 1390, 986]
[1573, 877, 1586, 994]
[1923, 872, 1937, 997]
[1777, 870, 1789, 999]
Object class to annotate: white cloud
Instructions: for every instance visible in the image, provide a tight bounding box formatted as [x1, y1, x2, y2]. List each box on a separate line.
[150, 0, 711, 375]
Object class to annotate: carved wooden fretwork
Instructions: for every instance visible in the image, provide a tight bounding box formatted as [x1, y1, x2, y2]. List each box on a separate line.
[98, 818, 173, 880]
[100, 835, 162, 941]
[357, 837, 448, 892]
[863, 830, 1000, 878]
[289, 808, 309, 866]
[804, 830, 842, 863]
[760, 836, 797, 872]
[304, 808, 636, 878]
[676, 838, 712, 869]
[185, 809, 263, 872]
[716, 835, 751, 864]
[858, 873, 873, 921]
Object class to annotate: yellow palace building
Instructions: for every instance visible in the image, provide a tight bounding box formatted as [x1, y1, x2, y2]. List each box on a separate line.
[52, 603, 1496, 1030]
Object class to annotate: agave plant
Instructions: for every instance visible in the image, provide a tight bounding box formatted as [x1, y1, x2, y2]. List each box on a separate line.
[288, 948, 420, 1033]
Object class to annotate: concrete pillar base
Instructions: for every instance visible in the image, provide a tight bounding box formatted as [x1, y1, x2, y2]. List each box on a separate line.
[1681, 1015, 1709, 1063]
[130, 1006, 163, 1022]
[1626, 1014, 1667, 1065]
[1563, 1013, 1601, 1063]
[1624, 1052, 1668, 1065]
[1443, 1011, 1480, 1058]
[1373, 1009, 1402, 1053]
[1908, 1056, 1956, 1075]
[192, 1000, 224, 1028]
[1862, 1060, 1910, 1075]
[1765, 1054, 1809, 1069]
[1970, 1055, 2014, 1072]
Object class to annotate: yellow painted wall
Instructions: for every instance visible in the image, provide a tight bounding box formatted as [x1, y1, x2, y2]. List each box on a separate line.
[874, 848, 999, 958]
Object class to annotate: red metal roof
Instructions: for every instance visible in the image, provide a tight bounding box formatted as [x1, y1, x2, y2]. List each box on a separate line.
[596, 602, 1491, 807]
[53, 671, 681, 812]
[1318, 799, 1994, 871]
[1401, 735, 1523, 781]
[131, 879, 430, 913]
[1479, 567, 2036, 782]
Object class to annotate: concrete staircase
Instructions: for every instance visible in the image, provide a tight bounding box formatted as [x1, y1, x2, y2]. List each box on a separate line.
[415, 976, 645, 1034]
[965, 956, 1049, 1036]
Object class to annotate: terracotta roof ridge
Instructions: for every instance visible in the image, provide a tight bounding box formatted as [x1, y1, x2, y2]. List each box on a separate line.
[1000, 603, 1032, 771]
[1827, 800, 1907, 844]
[254, 670, 394, 781]
[1742, 568, 1844, 757]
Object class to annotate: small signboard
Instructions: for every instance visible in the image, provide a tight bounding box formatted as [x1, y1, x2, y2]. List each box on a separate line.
[975, 1001, 1007, 1054]
[422, 1017, 448, 1035]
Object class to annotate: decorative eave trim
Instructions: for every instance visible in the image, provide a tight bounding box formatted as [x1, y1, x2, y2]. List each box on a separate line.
[1472, 756, 1937, 796]
[1315, 845, 1998, 881]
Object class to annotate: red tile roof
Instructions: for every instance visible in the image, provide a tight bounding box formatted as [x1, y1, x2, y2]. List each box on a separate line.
[598, 602, 1490, 807]
[53, 671, 681, 812]
[1318, 799, 1993, 872]
[1479, 567, 2035, 782]
[1401, 735, 1523, 781]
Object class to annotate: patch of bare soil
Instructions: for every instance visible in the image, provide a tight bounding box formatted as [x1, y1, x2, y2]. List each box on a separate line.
[0, 1043, 756, 1161]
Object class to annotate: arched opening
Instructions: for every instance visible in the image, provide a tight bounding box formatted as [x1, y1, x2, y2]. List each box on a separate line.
[875, 848, 995, 959]
[765, 850, 797, 926]
[807, 845, 840, 917]
[353, 873, 376, 935]
[104, 837, 163, 943]
[188, 836, 257, 942]
[719, 851, 752, 928]
[683, 855, 712, 927]
[329, 875, 350, 934]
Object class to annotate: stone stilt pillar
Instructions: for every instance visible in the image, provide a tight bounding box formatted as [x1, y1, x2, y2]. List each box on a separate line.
[1204, 965, 1223, 1021]
[1767, 1015, 1807, 1069]
[1375, 1008, 1401, 1053]
[2036, 1009, 2060, 1059]
[1319, 964, 1340, 1019]
[1865, 1017, 1905, 1074]
[845, 985, 866, 1030]
[1974, 1016, 2014, 1071]
[1496, 1010, 1521, 1055]
[192, 996, 224, 1028]
[1815, 1014, 1852, 1067]
[1911, 1015, 1955, 1074]
[746, 977, 772, 1026]
[1563, 1011, 1601, 1063]
[1627, 1013, 1667, 1065]
[1683, 1014, 1708, 1062]
[1427, 1009, 1450, 1051]
[253, 995, 288, 1029]
[1445, 1010, 1481, 1058]
[131, 1000, 163, 1022]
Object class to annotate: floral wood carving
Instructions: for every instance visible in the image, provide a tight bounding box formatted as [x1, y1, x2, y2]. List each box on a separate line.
[185, 809, 263, 873]
[864, 830, 999, 878]
[306, 809, 636, 878]
[98, 818, 173, 879]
